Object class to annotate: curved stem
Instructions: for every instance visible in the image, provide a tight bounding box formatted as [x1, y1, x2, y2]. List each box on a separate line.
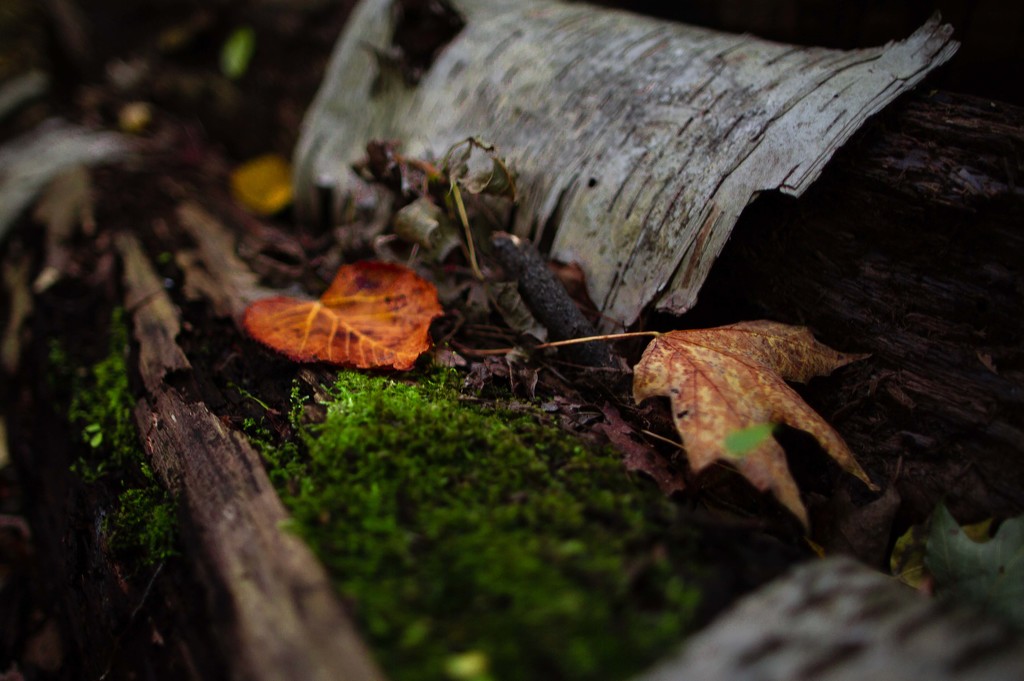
[451, 184, 483, 280]
[534, 330, 659, 349]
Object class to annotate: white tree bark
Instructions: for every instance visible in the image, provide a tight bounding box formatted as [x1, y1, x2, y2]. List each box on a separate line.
[296, 0, 957, 330]
[633, 557, 1024, 681]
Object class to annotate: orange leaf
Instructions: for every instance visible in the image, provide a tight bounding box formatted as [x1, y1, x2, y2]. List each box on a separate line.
[633, 320, 876, 527]
[243, 261, 442, 370]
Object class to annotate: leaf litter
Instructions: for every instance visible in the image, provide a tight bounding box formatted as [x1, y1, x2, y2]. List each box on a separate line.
[238, 135, 878, 531]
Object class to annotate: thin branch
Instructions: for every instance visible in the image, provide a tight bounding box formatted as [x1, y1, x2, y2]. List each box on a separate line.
[534, 331, 659, 349]
[459, 330, 658, 357]
[641, 429, 684, 450]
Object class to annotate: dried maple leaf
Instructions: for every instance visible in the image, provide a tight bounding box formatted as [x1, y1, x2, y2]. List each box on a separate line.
[632, 320, 876, 527]
[243, 261, 442, 370]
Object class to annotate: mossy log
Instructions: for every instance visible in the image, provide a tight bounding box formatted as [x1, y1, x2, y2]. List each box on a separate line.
[5, 91, 1023, 677]
[7, 202, 801, 679]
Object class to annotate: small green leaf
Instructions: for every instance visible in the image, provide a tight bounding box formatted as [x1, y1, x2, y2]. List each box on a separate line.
[925, 503, 1024, 628]
[220, 26, 256, 80]
[723, 422, 775, 458]
[83, 422, 104, 448]
[444, 650, 491, 681]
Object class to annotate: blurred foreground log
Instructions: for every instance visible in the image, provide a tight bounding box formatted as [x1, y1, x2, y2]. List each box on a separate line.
[636, 557, 1024, 681]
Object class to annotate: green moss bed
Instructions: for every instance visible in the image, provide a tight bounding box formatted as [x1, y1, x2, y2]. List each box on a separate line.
[50, 309, 710, 680]
[49, 308, 177, 566]
[248, 369, 704, 681]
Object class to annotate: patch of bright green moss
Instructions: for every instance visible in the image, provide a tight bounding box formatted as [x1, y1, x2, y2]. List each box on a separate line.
[260, 368, 701, 681]
[107, 485, 177, 563]
[49, 308, 177, 566]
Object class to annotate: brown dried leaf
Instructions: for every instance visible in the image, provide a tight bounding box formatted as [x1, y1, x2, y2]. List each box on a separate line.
[597, 403, 685, 496]
[443, 137, 517, 200]
[633, 320, 875, 526]
[359, 139, 436, 199]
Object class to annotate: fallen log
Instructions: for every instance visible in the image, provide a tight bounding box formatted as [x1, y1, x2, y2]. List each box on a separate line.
[296, 0, 958, 329]
[118, 232, 384, 681]
[698, 90, 1024, 527]
[636, 557, 1024, 681]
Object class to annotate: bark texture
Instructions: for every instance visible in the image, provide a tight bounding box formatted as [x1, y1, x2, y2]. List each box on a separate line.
[118, 224, 384, 681]
[635, 557, 1024, 681]
[697, 91, 1024, 524]
[296, 0, 957, 329]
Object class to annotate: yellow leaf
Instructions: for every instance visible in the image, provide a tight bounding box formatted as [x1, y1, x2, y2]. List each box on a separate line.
[961, 517, 993, 542]
[633, 320, 876, 527]
[118, 101, 152, 134]
[230, 153, 293, 215]
[891, 522, 929, 589]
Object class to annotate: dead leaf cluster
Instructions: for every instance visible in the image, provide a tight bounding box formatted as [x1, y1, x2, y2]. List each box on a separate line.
[237, 139, 877, 528]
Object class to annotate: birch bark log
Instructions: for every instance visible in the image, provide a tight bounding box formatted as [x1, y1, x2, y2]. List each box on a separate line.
[296, 0, 957, 329]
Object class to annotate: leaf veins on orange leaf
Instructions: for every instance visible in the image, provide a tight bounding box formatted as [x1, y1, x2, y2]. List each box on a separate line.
[632, 320, 877, 527]
[243, 261, 442, 370]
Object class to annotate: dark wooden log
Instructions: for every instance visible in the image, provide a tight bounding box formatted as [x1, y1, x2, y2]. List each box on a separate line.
[688, 91, 1024, 526]
[118, 231, 384, 681]
[9, 269, 231, 680]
